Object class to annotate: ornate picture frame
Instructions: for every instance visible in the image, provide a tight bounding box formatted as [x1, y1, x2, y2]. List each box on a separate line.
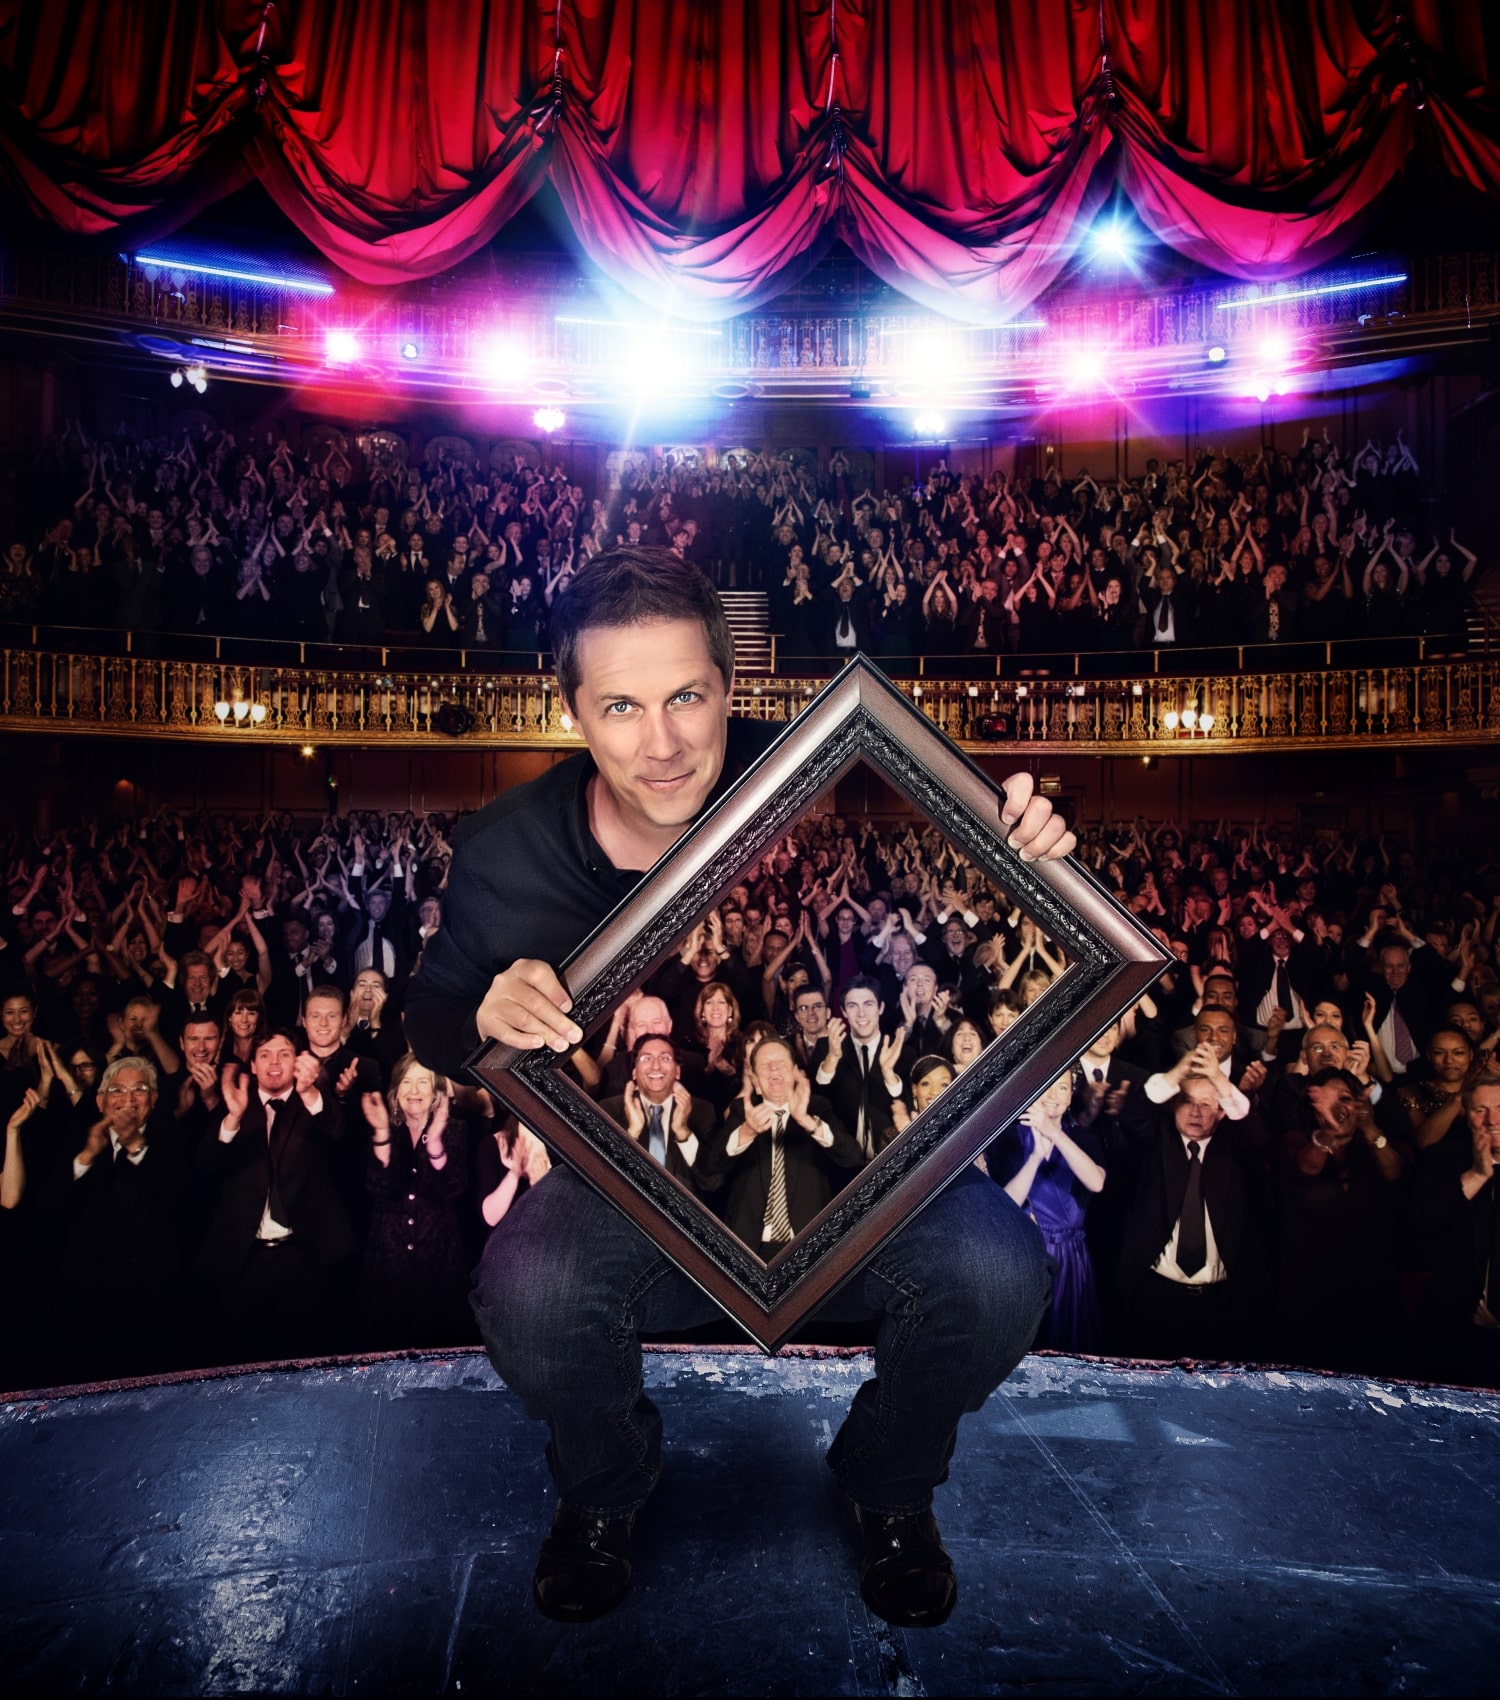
[468, 656, 1169, 1351]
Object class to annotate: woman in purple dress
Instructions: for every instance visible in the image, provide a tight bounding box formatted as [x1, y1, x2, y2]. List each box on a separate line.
[988, 1074, 1107, 1353]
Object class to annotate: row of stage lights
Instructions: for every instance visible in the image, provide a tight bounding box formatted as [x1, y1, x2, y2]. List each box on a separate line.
[144, 224, 1404, 421]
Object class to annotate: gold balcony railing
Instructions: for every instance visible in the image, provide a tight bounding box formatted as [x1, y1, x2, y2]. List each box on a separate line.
[2, 647, 1499, 755]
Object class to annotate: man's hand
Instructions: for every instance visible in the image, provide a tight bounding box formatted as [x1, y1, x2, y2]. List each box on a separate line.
[78, 1115, 111, 1169]
[789, 1069, 815, 1129]
[739, 1086, 774, 1139]
[621, 1080, 646, 1139]
[670, 1081, 694, 1138]
[1238, 1060, 1268, 1096]
[1346, 1040, 1372, 1083]
[476, 960, 582, 1053]
[293, 1051, 322, 1103]
[221, 1065, 249, 1122]
[823, 1015, 846, 1064]
[335, 1058, 360, 1098]
[1000, 771, 1076, 863]
[1265, 1007, 1288, 1045]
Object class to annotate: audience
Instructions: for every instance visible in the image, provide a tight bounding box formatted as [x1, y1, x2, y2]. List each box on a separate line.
[2, 793, 1500, 1394]
[10, 418, 1483, 664]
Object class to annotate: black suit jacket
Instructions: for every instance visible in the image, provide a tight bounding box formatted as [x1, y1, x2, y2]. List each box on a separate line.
[49, 1115, 188, 1307]
[1115, 1087, 1272, 1302]
[198, 1091, 354, 1282]
[600, 1092, 722, 1197]
[695, 1093, 865, 1245]
[810, 1037, 906, 1158]
[1238, 939, 1330, 1024]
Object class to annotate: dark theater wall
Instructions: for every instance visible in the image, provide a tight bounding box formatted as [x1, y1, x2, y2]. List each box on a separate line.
[1, 734, 1494, 852]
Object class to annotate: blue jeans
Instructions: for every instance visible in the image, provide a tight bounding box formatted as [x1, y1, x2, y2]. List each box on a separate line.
[471, 1164, 1050, 1517]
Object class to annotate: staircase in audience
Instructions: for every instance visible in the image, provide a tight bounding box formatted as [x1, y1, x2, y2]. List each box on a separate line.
[720, 591, 773, 673]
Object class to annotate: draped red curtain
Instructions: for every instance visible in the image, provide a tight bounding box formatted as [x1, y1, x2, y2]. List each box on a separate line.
[0, 0, 1495, 321]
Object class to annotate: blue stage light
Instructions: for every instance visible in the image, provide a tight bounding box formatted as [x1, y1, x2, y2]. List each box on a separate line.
[1220, 272, 1407, 311]
[130, 249, 334, 296]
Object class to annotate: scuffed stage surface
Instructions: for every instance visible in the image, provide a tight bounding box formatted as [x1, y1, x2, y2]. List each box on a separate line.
[2, 1348, 1498, 1696]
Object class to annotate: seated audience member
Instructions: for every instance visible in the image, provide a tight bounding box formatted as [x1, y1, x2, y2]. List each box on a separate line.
[198, 1029, 354, 1362]
[1400, 1029, 1475, 1163]
[600, 1036, 721, 1202]
[1275, 1068, 1406, 1370]
[988, 1072, 1107, 1353]
[359, 1055, 472, 1347]
[697, 1036, 865, 1249]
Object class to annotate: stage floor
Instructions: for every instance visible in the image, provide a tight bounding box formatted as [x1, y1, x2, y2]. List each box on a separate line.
[2, 1347, 1497, 1696]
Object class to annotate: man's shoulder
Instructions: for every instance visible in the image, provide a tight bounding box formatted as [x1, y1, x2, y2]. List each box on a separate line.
[451, 752, 592, 850]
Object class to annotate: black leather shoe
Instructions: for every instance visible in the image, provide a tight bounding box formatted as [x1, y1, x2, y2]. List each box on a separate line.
[531, 1501, 636, 1623]
[849, 1501, 958, 1628]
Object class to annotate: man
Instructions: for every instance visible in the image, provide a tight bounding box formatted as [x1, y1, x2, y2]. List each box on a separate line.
[50, 1056, 187, 1374]
[1116, 1072, 1273, 1359]
[1239, 925, 1326, 1061]
[1361, 935, 1457, 1075]
[406, 548, 1068, 1629]
[813, 975, 906, 1159]
[600, 1035, 719, 1202]
[788, 981, 831, 1070]
[1148, 1006, 1262, 1121]
[696, 1034, 864, 1244]
[197, 1028, 353, 1361]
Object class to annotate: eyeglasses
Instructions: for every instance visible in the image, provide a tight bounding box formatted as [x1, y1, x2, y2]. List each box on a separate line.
[104, 1085, 152, 1099]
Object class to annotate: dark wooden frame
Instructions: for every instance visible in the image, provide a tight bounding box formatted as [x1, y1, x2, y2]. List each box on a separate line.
[468, 655, 1169, 1352]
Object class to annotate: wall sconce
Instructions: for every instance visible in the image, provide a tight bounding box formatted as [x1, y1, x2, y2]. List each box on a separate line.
[1163, 710, 1179, 730]
[213, 700, 231, 722]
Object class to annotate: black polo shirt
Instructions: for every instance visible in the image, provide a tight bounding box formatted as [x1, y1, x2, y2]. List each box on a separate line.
[405, 718, 781, 1080]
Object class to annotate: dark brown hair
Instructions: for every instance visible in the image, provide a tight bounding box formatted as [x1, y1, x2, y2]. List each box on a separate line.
[550, 546, 735, 707]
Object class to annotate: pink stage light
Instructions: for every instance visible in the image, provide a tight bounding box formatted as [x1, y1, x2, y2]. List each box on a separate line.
[1064, 347, 1107, 389]
[475, 336, 531, 386]
[324, 329, 361, 364]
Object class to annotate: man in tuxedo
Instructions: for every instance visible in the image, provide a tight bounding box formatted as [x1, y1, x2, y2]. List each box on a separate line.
[1116, 1071, 1273, 1359]
[1147, 1007, 1265, 1122]
[812, 976, 907, 1160]
[50, 1056, 188, 1374]
[1137, 561, 1195, 647]
[695, 1035, 866, 1247]
[600, 1036, 720, 1204]
[344, 884, 411, 986]
[267, 915, 315, 1028]
[1362, 935, 1462, 1076]
[160, 949, 223, 1045]
[1170, 970, 1268, 1062]
[899, 963, 952, 1058]
[198, 1028, 354, 1362]
[1239, 926, 1327, 1061]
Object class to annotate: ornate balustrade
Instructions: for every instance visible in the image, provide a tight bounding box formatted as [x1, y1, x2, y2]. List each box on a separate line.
[2, 647, 1496, 755]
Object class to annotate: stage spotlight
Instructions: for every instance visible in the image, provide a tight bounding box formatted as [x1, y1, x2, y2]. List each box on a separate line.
[1092, 221, 1132, 263]
[905, 330, 962, 382]
[476, 336, 531, 386]
[400, 340, 420, 361]
[325, 329, 361, 364]
[1065, 347, 1107, 389]
[912, 411, 947, 438]
[1258, 333, 1290, 368]
[533, 406, 566, 434]
[616, 331, 684, 396]
[1207, 345, 1227, 364]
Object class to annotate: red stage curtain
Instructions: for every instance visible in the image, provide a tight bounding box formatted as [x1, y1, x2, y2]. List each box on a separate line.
[0, 0, 1495, 319]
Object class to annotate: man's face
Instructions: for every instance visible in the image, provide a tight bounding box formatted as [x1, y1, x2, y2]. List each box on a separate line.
[565, 618, 731, 854]
[182, 1021, 220, 1067]
[1447, 1003, 1485, 1046]
[98, 1065, 155, 1138]
[1379, 948, 1411, 990]
[1468, 1085, 1500, 1161]
[304, 997, 343, 1050]
[887, 935, 916, 977]
[632, 1038, 679, 1103]
[367, 890, 391, 923]
[1203, 976, 1238, 1012]
[794, 990, 828, 1037]
[1174, 1076, 1224, 1142]
[722, 910, 745, 948]
[751, 1041, 795, 1105]
[283, 920, 309, 955]
[842, 987, 883, 1042]
[1089, 1021, 1121, 1058]
[906, 965, 937, 1012]
[942, 921, 966, 955]
[1301, 1025, 1348, 1070]
[253, 1034, 298, 1095]
[625, 996, 673, 1046]
[1194, 1010, 1236, 1061]
[1269, 929, 1293, 961]
[72, 979, 101, 1019]
[183, 963, 213, 1004]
